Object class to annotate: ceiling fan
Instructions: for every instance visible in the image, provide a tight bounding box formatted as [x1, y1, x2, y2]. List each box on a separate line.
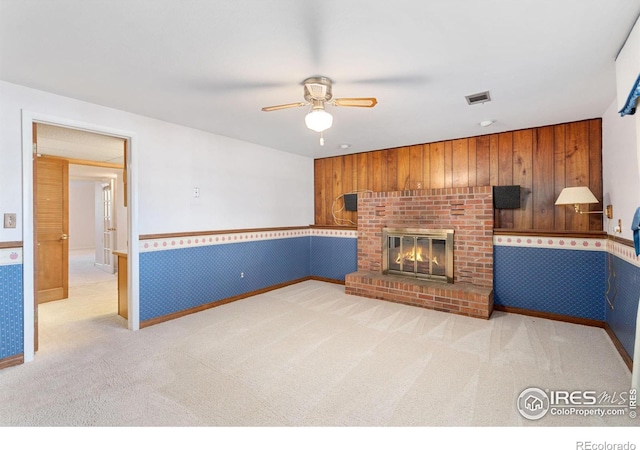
[261, 76, 377, 145]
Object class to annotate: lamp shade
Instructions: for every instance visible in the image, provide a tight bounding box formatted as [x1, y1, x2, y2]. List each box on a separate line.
[305, 109, 333, 132]
[555, 186, 598, 205]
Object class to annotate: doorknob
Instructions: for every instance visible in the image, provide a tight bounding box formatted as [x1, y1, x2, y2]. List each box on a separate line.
[61, 234, 68, 240]
[107, 228, 116, 231]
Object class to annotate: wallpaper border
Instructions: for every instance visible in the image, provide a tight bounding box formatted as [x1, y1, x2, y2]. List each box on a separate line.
[0, 247, 22, 265]
[139, 227, 357, 253]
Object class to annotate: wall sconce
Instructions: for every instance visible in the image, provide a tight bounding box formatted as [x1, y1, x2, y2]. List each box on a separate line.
[555, 186, 613, 219]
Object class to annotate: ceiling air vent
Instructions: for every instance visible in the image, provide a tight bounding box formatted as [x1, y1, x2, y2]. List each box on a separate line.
[465, 91, 491, 105]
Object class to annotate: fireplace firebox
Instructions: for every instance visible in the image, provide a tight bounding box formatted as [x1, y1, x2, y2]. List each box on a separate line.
[382, 228, 454, 283]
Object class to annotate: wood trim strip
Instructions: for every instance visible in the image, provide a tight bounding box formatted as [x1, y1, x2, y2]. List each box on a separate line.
[139, 276, 313, 328]
[493, 304, 605, 328]
[309, 225, 357, 230]
[38, 154, 124, 170]
[493, 229, 606, 238]
[604, 323, 633, 372]
[140, 226, 311, 241]
[0, 353, 24, 370]
[310, 276, 346, 285]
[609, 235, 634, 247]
[0, 241, 23, 249]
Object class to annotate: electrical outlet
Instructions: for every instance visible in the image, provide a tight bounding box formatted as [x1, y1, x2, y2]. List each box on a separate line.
[615, 219, 622, 234]
[3, 213, 16, 228]
[240, 272, 244, 278]
[193, 187, 200, 198]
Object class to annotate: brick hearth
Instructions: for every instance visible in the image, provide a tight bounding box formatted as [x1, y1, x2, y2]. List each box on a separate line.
[345, 271, 494, 319]
[345, 186, 494, 319]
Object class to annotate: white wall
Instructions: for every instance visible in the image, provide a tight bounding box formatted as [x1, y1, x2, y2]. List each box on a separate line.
[69, 180, 96, 249]
[602, 99, 639, 241]
[0, 80, 315, 243]
[615, 14, 640, 187]
[611, 14, 640, 391]
[616, 15, 640, 112]
[602, 13, 640, 240]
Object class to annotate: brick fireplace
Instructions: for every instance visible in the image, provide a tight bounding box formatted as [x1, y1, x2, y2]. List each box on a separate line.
[345, 186, 494, 319]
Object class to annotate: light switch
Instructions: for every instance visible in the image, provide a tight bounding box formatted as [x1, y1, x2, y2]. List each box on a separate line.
[4, 213, 16, 228]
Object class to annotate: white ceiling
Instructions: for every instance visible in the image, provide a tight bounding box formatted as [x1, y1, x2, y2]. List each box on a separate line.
[37, 123, 125, 164]
[36, 123, 124, 180]
[1, 1, 639, 159]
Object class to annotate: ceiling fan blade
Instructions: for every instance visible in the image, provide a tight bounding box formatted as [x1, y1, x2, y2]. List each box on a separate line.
[332, 97, 378, 108]
[349, 75, 429, 86]
[261, 102, 308, 112]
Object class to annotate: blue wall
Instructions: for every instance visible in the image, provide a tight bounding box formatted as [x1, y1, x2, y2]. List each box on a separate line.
[494, 246, 606, 321]
[140, 237, 310, 321]
[0, 263, 23, 360]
[139, 234, 359, 322]
[310, 236, 357, 281]
[606, 255, 640, 359]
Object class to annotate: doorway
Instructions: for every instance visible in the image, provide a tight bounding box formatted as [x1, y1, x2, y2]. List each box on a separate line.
[21, 112, 140, 363]
[34, 124, 127, 351]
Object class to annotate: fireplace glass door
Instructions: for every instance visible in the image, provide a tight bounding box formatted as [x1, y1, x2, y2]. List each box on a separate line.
[383, 228, 453, 282]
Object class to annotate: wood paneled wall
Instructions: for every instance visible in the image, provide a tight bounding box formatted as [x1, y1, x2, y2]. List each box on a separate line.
[314, 118, 603, 231]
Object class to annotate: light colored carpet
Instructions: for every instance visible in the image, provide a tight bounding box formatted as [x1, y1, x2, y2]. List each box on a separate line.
[0, 279, 632, 427]
[68, 248, 117, 286]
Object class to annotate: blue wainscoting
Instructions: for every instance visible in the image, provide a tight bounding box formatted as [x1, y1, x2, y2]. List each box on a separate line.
[494, 245, 606, 321]
[310, 235, 357, 281]
[4, 229, 635, 366]
[0, 260, 23, 360]
[138, 228, 359, 322]
[606, 251, 640, 360]
[140, 236, 310, 321]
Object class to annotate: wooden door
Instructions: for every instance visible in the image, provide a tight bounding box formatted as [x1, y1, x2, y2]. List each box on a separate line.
[35, 156, 69, 303]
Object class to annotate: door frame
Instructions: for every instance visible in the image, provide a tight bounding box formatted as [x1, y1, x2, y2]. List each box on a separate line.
[21, 110, 140, 362]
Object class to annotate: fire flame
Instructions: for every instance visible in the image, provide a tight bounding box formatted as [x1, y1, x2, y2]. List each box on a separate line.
[395, 248, 439, 265]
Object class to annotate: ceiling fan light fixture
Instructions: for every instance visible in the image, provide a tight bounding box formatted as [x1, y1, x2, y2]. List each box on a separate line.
[305, 109, 333, 132]
[262, 76, 376, 141]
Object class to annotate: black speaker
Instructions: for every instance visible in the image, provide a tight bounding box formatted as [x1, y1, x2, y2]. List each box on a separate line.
[493, 185, 521, 209]
[344, 193, 358, 211]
